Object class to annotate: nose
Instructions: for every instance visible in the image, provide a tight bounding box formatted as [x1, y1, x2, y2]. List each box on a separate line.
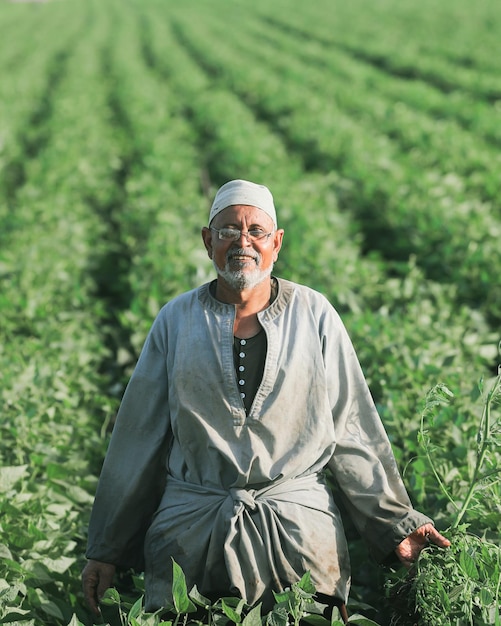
[236, 231, 253, 244]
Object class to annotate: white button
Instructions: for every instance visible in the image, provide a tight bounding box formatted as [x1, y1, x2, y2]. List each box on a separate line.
[240, 392, 246, 398]
[240, 339, 247, 345]
[239, 352, 245, 358]
[239, 379, 245, 385]
[239, 365, 245, 372]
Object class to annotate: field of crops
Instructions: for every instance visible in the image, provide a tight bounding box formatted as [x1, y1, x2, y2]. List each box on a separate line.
[1, 0, 500, 624]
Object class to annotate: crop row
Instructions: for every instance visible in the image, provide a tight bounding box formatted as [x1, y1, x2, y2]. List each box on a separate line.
[163, 4, 501, 326]
[0, 1, 220, 620]
[1, 2, 131, 623]
[246, 17, 501, 159]
[238, 15, 501, 215]
[252, 0, 501, 101]
[294, 38, 501, 150]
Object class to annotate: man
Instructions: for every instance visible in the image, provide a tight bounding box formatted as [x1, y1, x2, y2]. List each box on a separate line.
[83, 179, 450, 619]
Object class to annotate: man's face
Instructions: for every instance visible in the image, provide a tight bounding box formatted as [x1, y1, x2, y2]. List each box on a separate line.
[202, 204, 284, 291]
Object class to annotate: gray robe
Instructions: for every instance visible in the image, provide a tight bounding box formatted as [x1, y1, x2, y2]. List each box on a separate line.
[86, 278, 431, 609]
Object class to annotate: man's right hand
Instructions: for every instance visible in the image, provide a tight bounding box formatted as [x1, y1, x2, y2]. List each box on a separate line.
[82, 559, 116, 616]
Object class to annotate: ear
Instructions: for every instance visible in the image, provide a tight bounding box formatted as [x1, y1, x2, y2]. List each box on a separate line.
[272, 228, 284, 262]
[201, 227, 213, 259]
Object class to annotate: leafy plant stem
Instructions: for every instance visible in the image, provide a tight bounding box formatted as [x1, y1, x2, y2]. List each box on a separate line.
[420, 393, 459, 512]
[452, 367, 501, 529]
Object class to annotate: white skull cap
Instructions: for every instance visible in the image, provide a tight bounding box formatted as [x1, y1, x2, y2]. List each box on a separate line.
[209, 179, 277, 227]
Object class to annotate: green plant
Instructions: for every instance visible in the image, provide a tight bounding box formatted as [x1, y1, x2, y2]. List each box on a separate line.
[388, 361, 501, 625]
[63, 563, 382, 626]
[421, 368, 501, 532]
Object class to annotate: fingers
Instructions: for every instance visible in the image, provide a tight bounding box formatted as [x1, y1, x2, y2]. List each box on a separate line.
[82, 563, 101, 616]
[394, 523, 451, 568]
[82, 560, 116, 616]
[425, 525, 451, 548]
[97, 569, 115, 604]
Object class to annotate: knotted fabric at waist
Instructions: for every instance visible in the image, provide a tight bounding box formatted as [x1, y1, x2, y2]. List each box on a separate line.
[150, 471, 344, 607]
[158, 471, 333, 516]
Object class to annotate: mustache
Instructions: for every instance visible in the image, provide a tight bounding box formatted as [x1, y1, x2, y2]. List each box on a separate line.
[226, 248, 260, 262]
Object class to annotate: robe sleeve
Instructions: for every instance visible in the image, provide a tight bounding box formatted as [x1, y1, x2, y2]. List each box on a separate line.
[86, 318, 171, 570]
[324, 309, 432, 562]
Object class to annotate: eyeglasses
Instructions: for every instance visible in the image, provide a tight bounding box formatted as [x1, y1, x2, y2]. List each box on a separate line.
[210, 227, 274, 242]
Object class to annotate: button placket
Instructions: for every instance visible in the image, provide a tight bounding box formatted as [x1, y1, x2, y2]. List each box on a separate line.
[238, 339, 247, 400]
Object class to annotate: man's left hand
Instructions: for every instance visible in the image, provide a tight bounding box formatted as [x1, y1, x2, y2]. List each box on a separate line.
[395, 523, 451, 568]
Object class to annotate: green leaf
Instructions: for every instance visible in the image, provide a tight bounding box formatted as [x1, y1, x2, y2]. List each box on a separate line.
[40, 556, 75, 575]
[347, 615, 383, 625]
[266, 606, 289, 626]
[171, 559, 196, 614]
[221, 598, 242, 623]
[272, 589, 292, 605]
[132, 574, 146, 592]
[459, 549, 479, 580]
[479, 587, 494, 605]
[101, 587, 121, 606]
[242, 603, 262, 626]
[50, 480, 94, 504]
[296, 571, 316, 595]
[23, 561, 53, 585]
[0, 465, 28, 492]
[39, 598, 65, 620]
[188, 584, 211, 608]
[0, 544, 13, 559]
[66, 614, 86, 626]
[448, 584, 463, 602]
[128, 596, 144, 619]
[300, 613, 333, 626]
[0, 609, 33, 622]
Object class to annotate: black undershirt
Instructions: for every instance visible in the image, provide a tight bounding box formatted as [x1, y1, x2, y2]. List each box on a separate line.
[233, 329, 267, 414]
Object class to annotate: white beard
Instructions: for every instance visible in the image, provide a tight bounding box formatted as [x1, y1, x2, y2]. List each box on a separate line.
[213, 251, 273, 291]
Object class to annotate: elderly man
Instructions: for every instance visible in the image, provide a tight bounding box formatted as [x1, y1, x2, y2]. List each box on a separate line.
[82, 179, 449, 620]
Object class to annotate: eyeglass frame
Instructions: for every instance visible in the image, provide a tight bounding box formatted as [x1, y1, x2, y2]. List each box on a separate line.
[210, 227, 275, 242]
